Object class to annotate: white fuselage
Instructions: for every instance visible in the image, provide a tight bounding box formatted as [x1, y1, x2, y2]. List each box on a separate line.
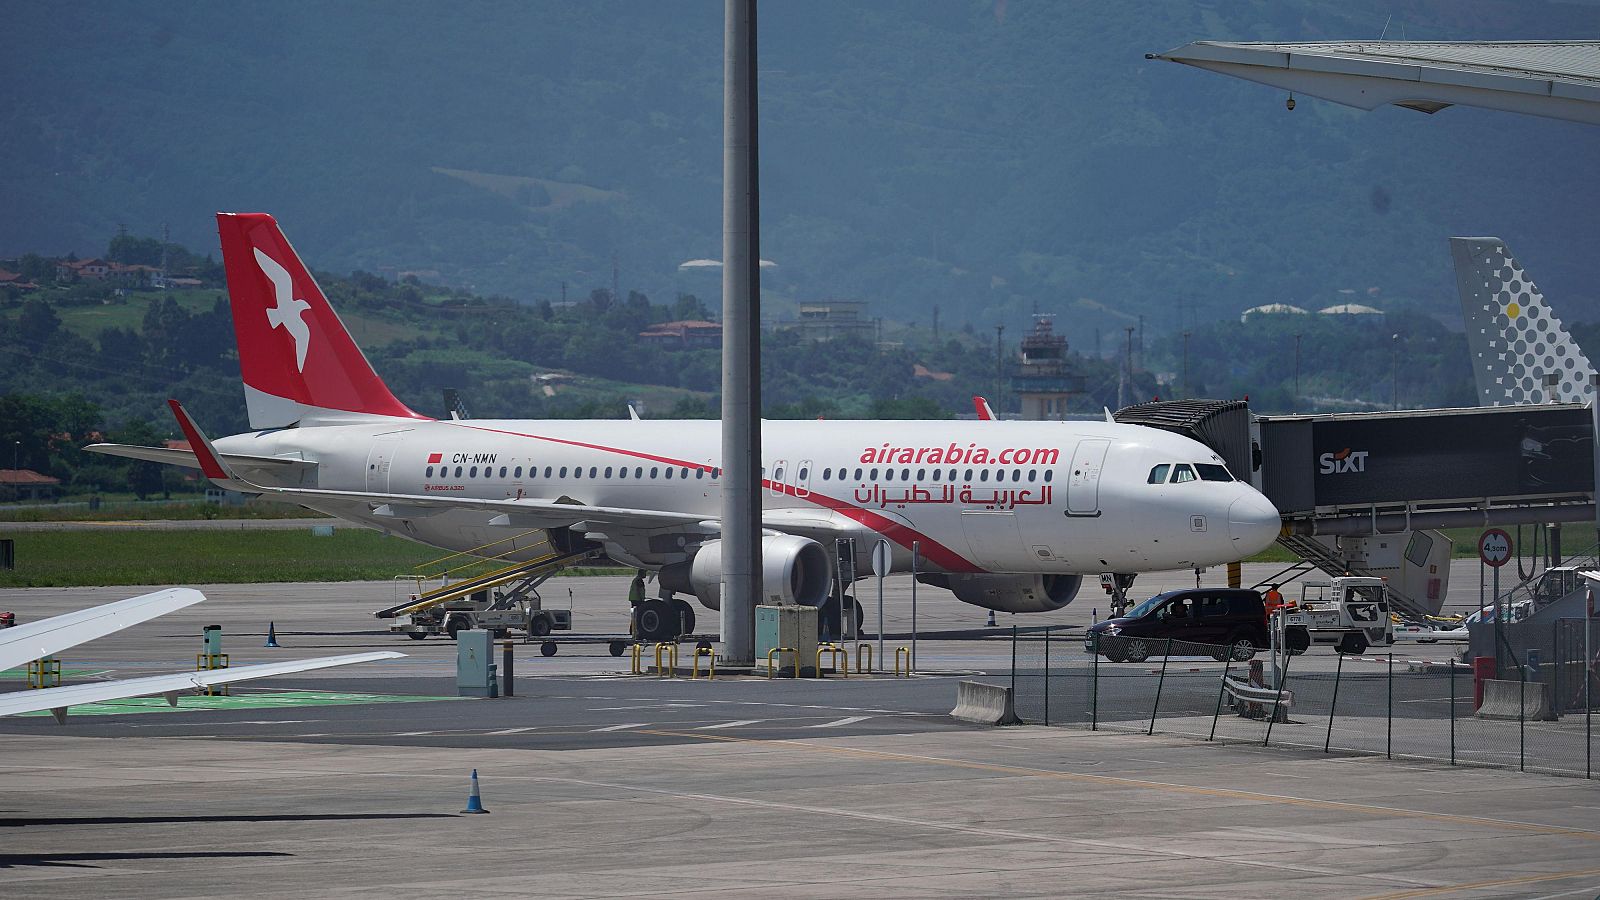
[216, 416, 1281, 577]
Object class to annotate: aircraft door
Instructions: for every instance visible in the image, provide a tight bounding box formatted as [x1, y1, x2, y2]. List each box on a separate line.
[366, 432, 404, 492]
[795, 459, 812, 498]
[769, 459, 788, 495]
[1067, 439, 1110, 515]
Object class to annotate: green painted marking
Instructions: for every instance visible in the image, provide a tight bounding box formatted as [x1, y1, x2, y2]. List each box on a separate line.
[16, 690, 460, 717]
[0, 668, 104, 679]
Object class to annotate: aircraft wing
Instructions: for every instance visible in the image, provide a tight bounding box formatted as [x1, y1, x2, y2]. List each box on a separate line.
[84, 442, 319, 473]
[167, 400, 712, 531]
[0, 651, 404, 723]
[0, 588, 205, 672]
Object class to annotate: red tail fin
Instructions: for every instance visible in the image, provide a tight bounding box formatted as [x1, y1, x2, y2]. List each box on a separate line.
[216, 213, 425, 428]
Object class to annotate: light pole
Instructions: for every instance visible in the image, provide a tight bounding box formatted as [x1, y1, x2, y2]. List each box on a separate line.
[994, 324, 1005, 416]
[1391, 332, 1400, 410]
[1181, 331, 1191, 399]
[1293, 333, 1302, 413]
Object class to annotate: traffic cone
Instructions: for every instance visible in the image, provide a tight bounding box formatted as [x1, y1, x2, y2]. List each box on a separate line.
[986, 610, 997, 627]
[265, 622, 280, 648]
[461, 769, 490, 814]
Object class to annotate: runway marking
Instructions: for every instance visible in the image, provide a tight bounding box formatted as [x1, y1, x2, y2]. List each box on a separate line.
[636, 729, 1600, 844]
[590, 723, 648, 732]
[696, 719, 763, 729]
[395, 731, 435, 736]
[1361, 865, 1600, 899]
[809, 716, 873, 728]
[485, 727, 538, 735]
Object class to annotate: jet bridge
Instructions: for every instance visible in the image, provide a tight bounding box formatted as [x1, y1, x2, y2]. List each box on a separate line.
[1117, 400, 1596, 617]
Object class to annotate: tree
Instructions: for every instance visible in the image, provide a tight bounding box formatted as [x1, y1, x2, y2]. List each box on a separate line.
[16, 298, 60, 344]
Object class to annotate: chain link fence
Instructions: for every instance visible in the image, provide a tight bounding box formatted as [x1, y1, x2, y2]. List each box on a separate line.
[1008, 625, 1600, 778]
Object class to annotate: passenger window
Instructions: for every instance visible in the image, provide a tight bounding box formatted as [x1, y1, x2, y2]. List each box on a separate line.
[604, 467, 613, 478]
[870, 468, 878, 479]
[681, 468, 689, 479]
[426, 466, 433, 478]
[1148, 464, 1170, 484]
[965, 468, 974, 481]
[917, 468, 926, 481]
[651, 467, 659, 478]
[884, 468, 894, 482]
[1200, 596, 1228, 617]
[1043, 470, 1053, 482]
[665, 467, 674, 479]
[543, 466, 552, 478]
[590, 467, 598, 478]
[560, 467, 568, 478]
[979, 469, 989, 482]
[469, 466, 478, 477]
[822, 468, 831, 480]
[574, 467, 583, 479]
[1011, 469, 1021, 482]
[619, 467, 628, 479]
[499, 466, 507, 478]
[514, 466, 522, 478]
[1170, 464, 1197, 483]
[697, 468, 706, 480]
[1195, 463, 1233, 482]
[1027, 469, 1037, 482]
[932, 469, 942, 482]
[855, 467, 863, 480]
[902, 468, 911, 480]
[636, 467, 644, 479]
[949, 469, 958, 482]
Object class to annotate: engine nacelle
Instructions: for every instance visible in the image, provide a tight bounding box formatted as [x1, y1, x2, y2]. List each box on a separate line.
[920, 572, 1082, 613]
[659, 535, 832, 611]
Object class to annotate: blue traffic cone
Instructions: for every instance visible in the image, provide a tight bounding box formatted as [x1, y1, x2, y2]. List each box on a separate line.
[986, 610, 997, 627]
[461, 769, 490, 814]
[265, 622, 280, 648]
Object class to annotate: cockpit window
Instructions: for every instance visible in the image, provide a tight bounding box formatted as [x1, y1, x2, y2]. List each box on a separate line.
[1147, 464, 1170, 484]
[1195, 463, 1233, 482]
[1170, 464, 1197, 484]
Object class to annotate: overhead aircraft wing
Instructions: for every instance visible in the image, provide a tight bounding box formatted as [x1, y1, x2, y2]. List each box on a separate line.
[0, 651, 404, 723]
[83, 442, 318, 473]
[0, 588, 204, 672]
[167, 400, 705, 531]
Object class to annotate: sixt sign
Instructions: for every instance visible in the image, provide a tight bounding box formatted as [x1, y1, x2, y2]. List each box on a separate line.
[1318, 448, 1369, 475]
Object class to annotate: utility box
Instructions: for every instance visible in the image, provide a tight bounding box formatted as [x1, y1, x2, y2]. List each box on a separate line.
[756, 604, 819, 677]
[456, 629, 498, 698]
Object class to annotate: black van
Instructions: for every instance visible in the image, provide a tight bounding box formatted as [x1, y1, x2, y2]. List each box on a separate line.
[1084, 588, 1267, 662]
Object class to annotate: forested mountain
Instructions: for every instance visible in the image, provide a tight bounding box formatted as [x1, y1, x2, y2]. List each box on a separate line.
[5, 1, 1597, 357]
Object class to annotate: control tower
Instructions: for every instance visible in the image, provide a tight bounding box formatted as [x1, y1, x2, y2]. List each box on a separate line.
[1009, 315, 1084, 420]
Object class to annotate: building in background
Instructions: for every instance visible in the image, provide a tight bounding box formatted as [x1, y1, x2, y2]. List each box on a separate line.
[1010, 315, 1085, 420]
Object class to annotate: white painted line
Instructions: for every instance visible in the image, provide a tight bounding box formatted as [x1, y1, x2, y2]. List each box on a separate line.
[395, 731, 435, 736]
[809, 716, 873, 729]
[486, 727, 538, 735]
[696, 719, 764, 730]
[590, 722, 649, 732]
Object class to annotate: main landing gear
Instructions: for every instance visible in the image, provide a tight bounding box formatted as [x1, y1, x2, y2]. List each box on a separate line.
[631, 596, 696, 644]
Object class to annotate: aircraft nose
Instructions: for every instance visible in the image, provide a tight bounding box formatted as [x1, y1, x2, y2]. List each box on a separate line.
[1228, 491, 1281, 555]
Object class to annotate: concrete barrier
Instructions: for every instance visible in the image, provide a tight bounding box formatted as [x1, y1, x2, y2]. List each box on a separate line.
[1475, 679, 1556, 721]
[951, 680, 1021, 725]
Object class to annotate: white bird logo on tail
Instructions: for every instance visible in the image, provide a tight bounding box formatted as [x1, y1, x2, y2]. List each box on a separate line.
[254, 247, 311, 372]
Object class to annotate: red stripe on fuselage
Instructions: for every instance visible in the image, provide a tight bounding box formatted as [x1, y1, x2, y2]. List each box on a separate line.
[456, 422, 985, 573]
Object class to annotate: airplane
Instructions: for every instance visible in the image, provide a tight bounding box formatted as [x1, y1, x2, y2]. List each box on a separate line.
[88, 213, 1282, 643]
[1450, 236, 1595, 407]
[0, 588, 402, 722]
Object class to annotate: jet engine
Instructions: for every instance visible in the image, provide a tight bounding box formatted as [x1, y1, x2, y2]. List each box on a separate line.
[659, 535, 832, 611]
[918, 573, 1082, 613]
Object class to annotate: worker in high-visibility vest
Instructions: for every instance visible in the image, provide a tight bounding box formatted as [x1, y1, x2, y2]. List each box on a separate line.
[1263, 584, 1285, 616]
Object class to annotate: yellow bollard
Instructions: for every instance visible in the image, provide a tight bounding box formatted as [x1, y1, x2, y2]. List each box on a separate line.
[194, 651, 231, 695]
[816, 643, 848, 678]
[855, 643, 874, 674]
[692, 646, 716, 680]
[766, 647, 799, 679]
[653, 642, 678, 678]
[630, 642, 644, 675]
[894, 646, 912, 677]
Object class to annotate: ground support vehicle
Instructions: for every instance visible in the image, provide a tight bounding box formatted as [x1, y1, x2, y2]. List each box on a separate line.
[1280, 576, 1395, 655]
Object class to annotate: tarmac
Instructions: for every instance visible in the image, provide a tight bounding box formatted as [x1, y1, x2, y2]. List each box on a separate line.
[1, 563, 1593, 897]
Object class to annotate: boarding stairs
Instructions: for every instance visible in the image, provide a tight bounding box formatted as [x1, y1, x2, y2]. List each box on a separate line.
[1275, 534, 1433, 620]
[375, 531, 596, 620]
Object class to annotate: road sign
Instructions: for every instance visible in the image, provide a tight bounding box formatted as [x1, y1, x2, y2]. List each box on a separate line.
[1479, 529, 1513, 568]
[871, 539, 892, 577]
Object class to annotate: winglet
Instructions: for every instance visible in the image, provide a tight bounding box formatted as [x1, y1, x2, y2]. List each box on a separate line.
[972, 396, 995, 420]
[167, 399, 236, 483]
[1104, 407, 1115, 423]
